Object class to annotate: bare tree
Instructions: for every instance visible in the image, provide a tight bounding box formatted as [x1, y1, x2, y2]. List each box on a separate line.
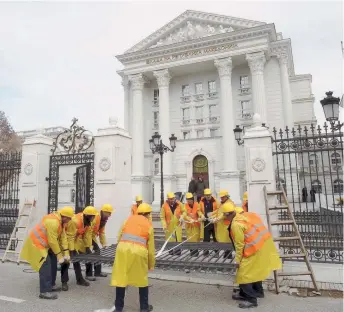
[0, 111, 21, 153]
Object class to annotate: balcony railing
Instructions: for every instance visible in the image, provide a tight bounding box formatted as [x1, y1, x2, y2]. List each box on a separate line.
[208, 116, 220, 124]
[152, 123, 159, 130]
[193, 94, 205, 102]
[180, 117, 221, 127]
[238, 87, 251, 95]
[237, 109, 253, 121]
[207, 92, 218, 99]
[180, 96, 191, 104]
[152, 99, 159, 107]
[181, 119, 191, 126]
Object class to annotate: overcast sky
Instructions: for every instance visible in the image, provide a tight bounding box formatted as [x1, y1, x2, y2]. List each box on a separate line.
[0, 0, 342, 133]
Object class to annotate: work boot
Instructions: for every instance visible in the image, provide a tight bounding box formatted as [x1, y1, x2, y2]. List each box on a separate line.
[238, 301, 258, 309]
[95, 272, 108, 277]
[85, 276, 96, 281]
[232, 293, 246, 301]
[256, 292, 264, 298]
[51, 285, 61, 292]
[140, 304, 153, 312]
[62, 282, 69, 291]
[77, 279, 90, 286]
[39, 292, 58, 300]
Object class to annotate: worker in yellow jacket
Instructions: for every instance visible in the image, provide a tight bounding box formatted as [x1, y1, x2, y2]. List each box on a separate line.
[20, 206, 74, 299]
[111, 203, 155, 312]
[131, 195, 152, 223]
[160, 192, 185, 255]
[242, 191, 248, 212]
[183, 192, 205, 256]
[222, 202, 282, 309]
[66, 206, 97, 286]
[85, 203, 114, 280]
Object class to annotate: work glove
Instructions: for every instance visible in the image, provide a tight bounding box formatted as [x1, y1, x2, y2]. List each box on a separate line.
[64, 255, 71, 263]
[58, 257, 65, 265]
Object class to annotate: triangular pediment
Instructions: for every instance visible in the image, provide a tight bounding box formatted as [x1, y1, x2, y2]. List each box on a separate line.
[125, 10, 265, 53]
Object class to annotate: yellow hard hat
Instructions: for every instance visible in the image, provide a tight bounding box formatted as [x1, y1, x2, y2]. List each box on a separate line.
[83, 206, 98, 216]
[186, 192, 194, 199]
[137, 203, 152, 214]
[58, 206, 74, 218]
[235, 206, 244, 214]
[243, 191, 248, 201]
[101, 203, 114, 213]
[222, 202, 236, 213]
[219, 190, 229, 197]
[167, 192, 175, 199]
[204, 188, 212, 195]
[135, 195, 143, 202]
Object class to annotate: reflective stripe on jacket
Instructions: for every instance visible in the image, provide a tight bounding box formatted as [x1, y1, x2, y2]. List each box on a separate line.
[29, 213, 61, 249]
[120, 215, 150, 248]
[230, 218, 271, 257]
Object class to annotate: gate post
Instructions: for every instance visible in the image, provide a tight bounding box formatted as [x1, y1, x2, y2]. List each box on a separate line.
[94, 119, 132, 245]
[243, 114, 276, 227]
[19, 133, 53, 229]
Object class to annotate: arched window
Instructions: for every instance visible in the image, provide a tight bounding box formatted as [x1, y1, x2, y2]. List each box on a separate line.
[309, 154, 318, 166]
[311, 180, 322, 193]
[333, 179, 343, 194]
[154, 158, 159, 175]
[331, 153, 342, 166]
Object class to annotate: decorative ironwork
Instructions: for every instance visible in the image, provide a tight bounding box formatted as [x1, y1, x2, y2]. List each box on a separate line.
[51, 118, 94, 155]
[47, 153, 94, 213]
[0, 152, 21, 249]
[272, 123, 343, 263]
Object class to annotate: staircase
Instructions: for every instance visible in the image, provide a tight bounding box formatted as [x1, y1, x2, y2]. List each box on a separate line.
[152, 212, 187, 241]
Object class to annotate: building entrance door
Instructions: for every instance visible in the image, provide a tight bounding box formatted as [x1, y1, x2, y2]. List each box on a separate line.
[192, 155, 209, 184]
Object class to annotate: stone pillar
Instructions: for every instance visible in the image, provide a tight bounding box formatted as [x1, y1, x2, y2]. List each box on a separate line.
[277, 52, 293, 129]
[243, 114, 277, 230]
[214, 57, 241, 204]
[152, 69, 176, 208]
[94, 119, 132, 244]
[246, 52, 268, 124]
[121, 75, 130, 132]
[128, 73, 147, 197]
[19, 134, 53, 230]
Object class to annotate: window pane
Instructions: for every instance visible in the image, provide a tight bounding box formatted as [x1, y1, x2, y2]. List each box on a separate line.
[195, 83, 203, 94]
[197, 130, 204, 138]
[208, 81, 216, 93]
[240, 75, 249, 88]
[210, 129, 218, 137]
[196, 107, 203, 118]
[153, 89, 159, 99]
[182, 85, 190, 96]
[182, 108, 190, 119]
[183, 132, 190, 139]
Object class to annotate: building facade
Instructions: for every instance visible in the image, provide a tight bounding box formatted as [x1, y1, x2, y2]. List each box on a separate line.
[116, 10, 316, 208]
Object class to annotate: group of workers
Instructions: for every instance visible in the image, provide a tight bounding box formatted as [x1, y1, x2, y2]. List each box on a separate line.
[20, 187, 281, 311]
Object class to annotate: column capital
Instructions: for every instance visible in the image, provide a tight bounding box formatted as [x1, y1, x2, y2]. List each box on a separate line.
[121, 75, 129, 88]
[128, 73, 148, 91]
[246, 52, 266, 74]
[276, 52, 289, 66]
[214, 57, 232, 77]
[153, 69, 171, 88]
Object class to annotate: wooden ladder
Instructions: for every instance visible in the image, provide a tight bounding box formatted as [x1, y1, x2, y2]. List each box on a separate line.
[1, 200, 35, 264]
[263, 186, 319, 294]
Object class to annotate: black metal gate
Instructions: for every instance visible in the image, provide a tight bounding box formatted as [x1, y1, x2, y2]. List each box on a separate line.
[0, 152, 21, 249]
[47, 118, 94, 213]
[272, 123, 343, 263]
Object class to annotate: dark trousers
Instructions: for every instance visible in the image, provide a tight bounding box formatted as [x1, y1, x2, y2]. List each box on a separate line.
[203, 223, 217, 242]
[39, 250, 69, 293]
[196, 195, 202, 203]
[86, 241, 101, 276]
[73, 252, 85, 282]
[115, 286, 149, 311]
[239, 281, 264, 304]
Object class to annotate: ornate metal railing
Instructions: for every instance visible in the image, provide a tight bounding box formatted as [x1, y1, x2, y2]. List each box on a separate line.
[272, 123, 343, 263]
[0, 151, 21, 249]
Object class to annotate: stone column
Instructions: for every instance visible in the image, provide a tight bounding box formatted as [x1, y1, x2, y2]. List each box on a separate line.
[94, 120, 132, 244]
[121, 75, 130, 132]
[152, 69, 176, 209]
[246, 52, 268, 124]
[214, 57, 241, 204]
[277, 51, 293, 129]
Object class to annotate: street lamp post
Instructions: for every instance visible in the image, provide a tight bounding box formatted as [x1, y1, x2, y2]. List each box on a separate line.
[149, 132, 177, 207]
[320, 91, 343, 131]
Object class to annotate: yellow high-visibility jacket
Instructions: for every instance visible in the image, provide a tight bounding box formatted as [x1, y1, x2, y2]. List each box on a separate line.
[66, 213, 93, 253]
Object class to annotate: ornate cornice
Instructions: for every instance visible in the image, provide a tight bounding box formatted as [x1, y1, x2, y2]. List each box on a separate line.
[246, 51, 266, 74]
[153, 69, 171, 88]
[125, 10, 266, 54]
[117, 24, 276, 64]
[269, 39, 294, 75]
[128, 73, 148, 91]
[214, 57, 232, 77]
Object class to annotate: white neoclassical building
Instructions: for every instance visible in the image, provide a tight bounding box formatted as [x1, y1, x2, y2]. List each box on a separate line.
[115, 10, 316, 209]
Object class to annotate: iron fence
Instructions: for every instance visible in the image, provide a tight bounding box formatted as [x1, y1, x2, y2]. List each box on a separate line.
[0, 152, 21, 249]
[272, 123, 343, 263]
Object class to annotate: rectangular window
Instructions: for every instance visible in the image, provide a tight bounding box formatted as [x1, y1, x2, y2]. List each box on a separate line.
[240, 75, 249, 88]
[197, 130, 204, 138]
[153, 111, 159, 128]
[208, 81, 216, 93]
[182, 85, 190, 96]
[182, 108, 190, 120]
[195, 82, 203, 95]
[209, 104, 218, 117]
[240, 100, 251, 114]
[195, 106, 203, 118]
[210, 128, 218, 137]
[153, 89, 159, 105]
[183, 131, 190, 140]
